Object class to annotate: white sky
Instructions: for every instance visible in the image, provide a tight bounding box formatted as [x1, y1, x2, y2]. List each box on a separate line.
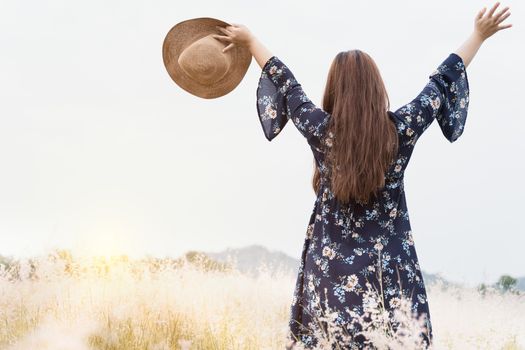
[0, 0, 523, 287]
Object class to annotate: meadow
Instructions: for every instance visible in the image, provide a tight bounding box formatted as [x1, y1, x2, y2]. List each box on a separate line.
[0, 250, 523, 350]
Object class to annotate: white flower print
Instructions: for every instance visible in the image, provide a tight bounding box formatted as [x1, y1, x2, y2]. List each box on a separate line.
[407, 231, 414, 246]
[343, 274, 359, 292]
[430, 96, 441, 110]
[322, 245, 336, 260]
[306, 223, 314, 239]
[264, 104, 277, 119]
[389, 208, 397, 218]
[389, 297, 401, 308]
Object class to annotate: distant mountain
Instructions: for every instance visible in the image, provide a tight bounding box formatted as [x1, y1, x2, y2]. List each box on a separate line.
[205, 244, 300, 277]
[204, 245, 459, 288]
[421, 271, 452, 286]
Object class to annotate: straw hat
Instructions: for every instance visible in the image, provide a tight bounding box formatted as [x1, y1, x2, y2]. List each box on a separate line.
[162, 17, 252, 99]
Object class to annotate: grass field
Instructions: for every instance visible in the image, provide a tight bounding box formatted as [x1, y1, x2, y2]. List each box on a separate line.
[0, 251, 523, 350]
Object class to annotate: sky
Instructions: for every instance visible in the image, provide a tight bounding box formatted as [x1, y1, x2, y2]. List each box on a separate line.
[0, 0, 523, 287]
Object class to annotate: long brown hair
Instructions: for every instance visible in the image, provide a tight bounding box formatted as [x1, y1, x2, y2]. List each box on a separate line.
[313, 50, 398, 204]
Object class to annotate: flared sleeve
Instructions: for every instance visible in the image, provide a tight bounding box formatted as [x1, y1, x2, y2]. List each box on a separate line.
[393, 53, 470, 143]
[256, 56, 331, 148]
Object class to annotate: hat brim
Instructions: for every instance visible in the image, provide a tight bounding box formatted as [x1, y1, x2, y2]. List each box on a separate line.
[162, 17, 252, 99]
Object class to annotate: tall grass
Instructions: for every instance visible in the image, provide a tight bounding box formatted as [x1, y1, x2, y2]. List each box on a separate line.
[0, 251, 523, 349]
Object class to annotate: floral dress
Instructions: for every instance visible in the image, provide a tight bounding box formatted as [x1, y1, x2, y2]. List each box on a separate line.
[256, 52, 469, 349]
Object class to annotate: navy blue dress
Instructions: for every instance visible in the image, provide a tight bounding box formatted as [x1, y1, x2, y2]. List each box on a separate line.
[256, 53, 469, 349]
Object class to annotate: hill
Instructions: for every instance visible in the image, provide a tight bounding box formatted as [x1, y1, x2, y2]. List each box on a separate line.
[204, 244, 458, 288]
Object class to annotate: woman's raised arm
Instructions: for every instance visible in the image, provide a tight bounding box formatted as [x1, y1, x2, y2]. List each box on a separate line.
[248, 36, 273, 69]
[454, 2, 512, 68]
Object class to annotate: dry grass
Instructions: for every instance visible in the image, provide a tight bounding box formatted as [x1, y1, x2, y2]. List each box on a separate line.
[0, 251, 523, 349]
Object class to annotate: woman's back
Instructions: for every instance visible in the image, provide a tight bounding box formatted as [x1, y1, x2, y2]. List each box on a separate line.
[255, 51, 469, 348]
[266, 51, 469, 205]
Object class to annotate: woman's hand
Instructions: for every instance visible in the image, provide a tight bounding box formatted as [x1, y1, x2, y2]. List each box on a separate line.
[212, 23, 273, 69]
[474, 2, 512, 41]
[454, 2, 512, 68]
[212, 23, 254, 53]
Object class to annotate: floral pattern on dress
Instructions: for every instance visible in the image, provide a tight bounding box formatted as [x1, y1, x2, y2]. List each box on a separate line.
[256, 53, 469, 349]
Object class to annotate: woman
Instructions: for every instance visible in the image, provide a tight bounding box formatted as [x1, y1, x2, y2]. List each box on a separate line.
[214, 3, 512, 349]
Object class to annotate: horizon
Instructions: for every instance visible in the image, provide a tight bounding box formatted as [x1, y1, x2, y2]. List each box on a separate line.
[0, 243, 522, 287]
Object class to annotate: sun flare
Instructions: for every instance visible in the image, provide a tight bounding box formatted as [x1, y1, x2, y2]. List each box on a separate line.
[72, 226, 141, 259]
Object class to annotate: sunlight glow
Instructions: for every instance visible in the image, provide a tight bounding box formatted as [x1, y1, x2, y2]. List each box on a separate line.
[71, 223, 142, 259]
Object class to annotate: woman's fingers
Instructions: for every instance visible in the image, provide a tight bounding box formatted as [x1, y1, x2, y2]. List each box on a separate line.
[493, 7, 510, 21]
[212, 33, 236, 52]
[474, 2, 512, 39]
[497, 23, 512, 30]
[215, 26, 232, 35]
[496, 11, 511, 24]
[212, 34, 232, 42]
[477, 7, 487, 19]
[487, 2, 500, 17]
[222, 43, 235, 53]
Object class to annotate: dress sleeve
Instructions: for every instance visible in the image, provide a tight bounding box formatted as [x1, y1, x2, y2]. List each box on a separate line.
[393, 53, 470, 143]
[256, 56, 331, 148]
